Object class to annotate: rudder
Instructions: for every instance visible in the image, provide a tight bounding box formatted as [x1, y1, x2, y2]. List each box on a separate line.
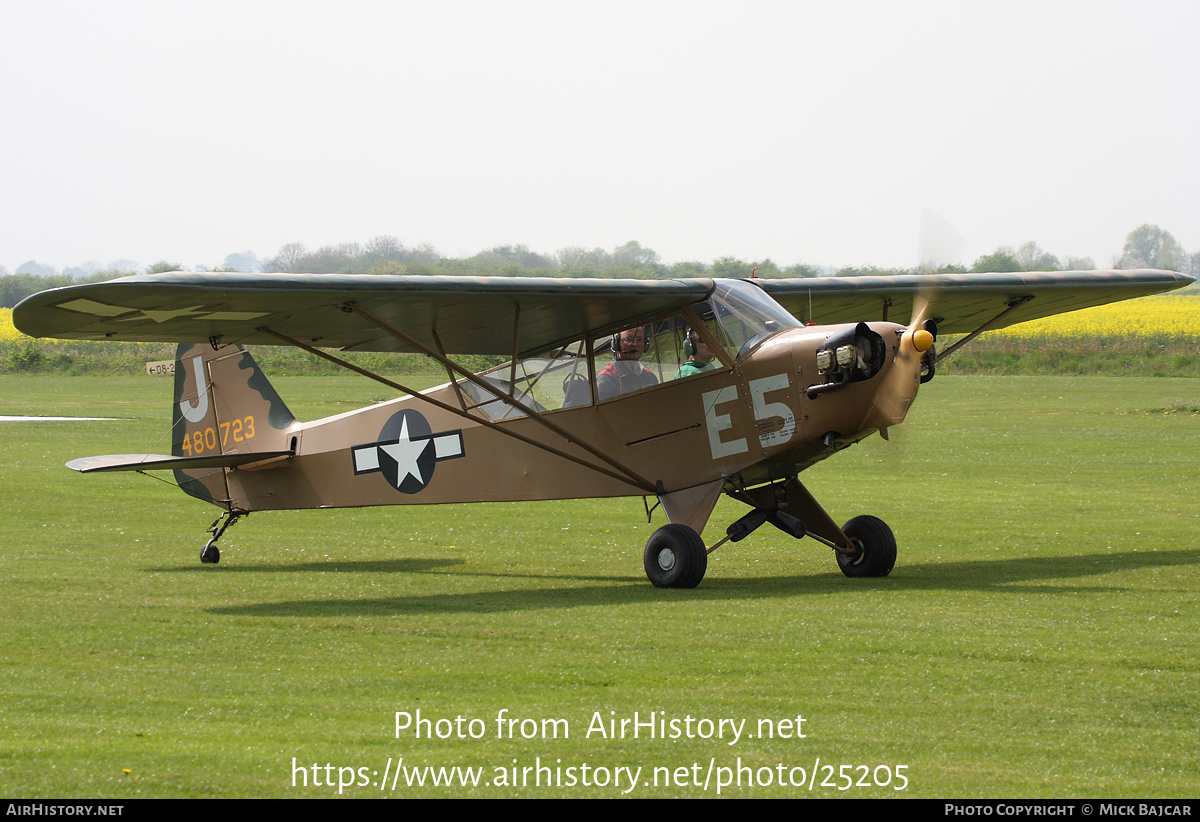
[172, 342, 296, 507]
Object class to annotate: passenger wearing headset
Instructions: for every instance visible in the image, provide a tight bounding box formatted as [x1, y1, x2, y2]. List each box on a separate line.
[596, 326, 658, 399]
[674, 328, 716, 379]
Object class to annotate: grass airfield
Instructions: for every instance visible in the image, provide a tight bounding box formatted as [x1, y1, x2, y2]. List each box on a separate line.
[0, 373, 1197, 798]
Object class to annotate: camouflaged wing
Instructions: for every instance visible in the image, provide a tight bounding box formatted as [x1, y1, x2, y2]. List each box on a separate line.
[15, 269, 1191, 351]
[756, 269, 1194, 334]
[13, 273, 715, 357]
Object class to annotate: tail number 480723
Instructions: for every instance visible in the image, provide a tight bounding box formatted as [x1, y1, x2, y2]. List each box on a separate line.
[180, 416, 256, 456]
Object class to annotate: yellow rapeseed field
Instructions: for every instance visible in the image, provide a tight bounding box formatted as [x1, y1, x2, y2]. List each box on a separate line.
[987, 293, 1200, 341]
[0, 309, 21, 343]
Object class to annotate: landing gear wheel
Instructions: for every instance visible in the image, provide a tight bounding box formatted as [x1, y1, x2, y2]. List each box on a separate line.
[644, 524, 707, 588]
[200, 539, 220, 564]
[200, 509, 244, 565]
[836, 515, 896, 578]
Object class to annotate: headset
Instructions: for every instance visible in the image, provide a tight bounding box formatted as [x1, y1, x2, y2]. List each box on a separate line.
[683, 327, 699, 357]
[611, 326, 648, 358]
[685, 326, 717, 359]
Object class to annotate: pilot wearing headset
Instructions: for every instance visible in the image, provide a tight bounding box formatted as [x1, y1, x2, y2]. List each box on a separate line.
[596, 326, 658, 400]
[674, 328, 716, 379]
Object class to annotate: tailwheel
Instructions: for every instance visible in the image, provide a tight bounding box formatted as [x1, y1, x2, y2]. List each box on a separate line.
[199, 508, 245, 565]
[836, 515, 896, 578]
[200, 539, 220, 564]
[644, 524, 707, 588]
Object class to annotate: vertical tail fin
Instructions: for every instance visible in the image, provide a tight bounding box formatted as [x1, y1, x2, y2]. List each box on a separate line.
[172, 343, 295, 507]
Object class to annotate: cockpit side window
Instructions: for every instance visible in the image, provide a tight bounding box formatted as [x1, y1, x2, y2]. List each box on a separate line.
[458, 339, 590, 418]
[592, 312, 723, 400]
[458, 283, 798, 415]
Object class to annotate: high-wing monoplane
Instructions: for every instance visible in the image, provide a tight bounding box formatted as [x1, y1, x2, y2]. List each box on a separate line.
[13, 268, 1193, 587]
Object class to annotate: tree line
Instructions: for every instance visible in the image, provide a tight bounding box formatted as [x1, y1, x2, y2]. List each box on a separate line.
[4, 224, 1196, 308]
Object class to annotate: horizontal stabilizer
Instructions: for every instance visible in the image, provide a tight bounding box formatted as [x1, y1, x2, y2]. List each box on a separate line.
[67, 451, 292, 473]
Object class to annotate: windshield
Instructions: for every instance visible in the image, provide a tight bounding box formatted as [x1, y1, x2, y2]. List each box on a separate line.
[705, 279, 802, 357]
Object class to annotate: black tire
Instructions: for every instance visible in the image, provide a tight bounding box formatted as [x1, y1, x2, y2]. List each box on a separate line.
[644, 524, 707, 588]
[200, 540, 220, 564]
[836, 515, 896, 577]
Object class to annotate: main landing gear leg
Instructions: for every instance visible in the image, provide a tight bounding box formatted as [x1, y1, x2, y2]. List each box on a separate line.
[725, 477, 897, 578]
[200, 509, 246, 564]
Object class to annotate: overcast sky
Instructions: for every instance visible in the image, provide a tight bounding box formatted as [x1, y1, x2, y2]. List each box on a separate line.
[2, 0, 1197, 273]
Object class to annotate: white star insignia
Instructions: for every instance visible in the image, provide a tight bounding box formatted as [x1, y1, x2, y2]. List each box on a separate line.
[56, 299, 267, 324]
[378, 417, 431, 486]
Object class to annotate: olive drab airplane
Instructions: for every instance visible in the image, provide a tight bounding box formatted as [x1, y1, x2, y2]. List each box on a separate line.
[13, 268, 1194, 588]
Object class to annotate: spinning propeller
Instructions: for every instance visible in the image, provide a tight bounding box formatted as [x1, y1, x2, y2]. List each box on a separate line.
[873, 291, 937, 429]
[870, 208, 957, 430]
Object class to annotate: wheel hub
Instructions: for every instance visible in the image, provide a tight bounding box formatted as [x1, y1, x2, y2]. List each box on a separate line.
[657, 548, 676, 571]
[839, 538, 865, 567]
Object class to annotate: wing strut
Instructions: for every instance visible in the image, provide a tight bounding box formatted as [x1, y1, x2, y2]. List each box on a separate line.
[257, 326, 657, 493]
[934, 296, 1033, 363]
[343, 302, 658, 491]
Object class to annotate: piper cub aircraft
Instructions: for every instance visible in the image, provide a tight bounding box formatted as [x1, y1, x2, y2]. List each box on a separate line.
[14, 268, 1192, 587]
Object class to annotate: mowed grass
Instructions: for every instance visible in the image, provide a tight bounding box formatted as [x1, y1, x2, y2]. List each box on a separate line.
[0, 373, 1197, 798]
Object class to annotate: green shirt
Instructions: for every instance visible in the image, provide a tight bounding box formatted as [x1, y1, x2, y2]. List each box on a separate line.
[674, 360, 715, 379]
